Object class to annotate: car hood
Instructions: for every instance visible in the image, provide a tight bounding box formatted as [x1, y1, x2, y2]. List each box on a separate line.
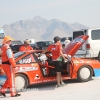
[63, 35, 89, 56]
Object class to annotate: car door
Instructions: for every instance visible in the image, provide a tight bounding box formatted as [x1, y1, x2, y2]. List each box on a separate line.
[16, 53, 43, 84]
[63, 35, 89, 57]
[73, 31, 87, 56]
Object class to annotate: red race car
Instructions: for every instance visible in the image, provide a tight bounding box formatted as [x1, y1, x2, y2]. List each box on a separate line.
[0, 35, 100, 91]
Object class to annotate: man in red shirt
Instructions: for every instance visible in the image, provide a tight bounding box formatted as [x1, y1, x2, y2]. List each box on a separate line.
[42, 36, 67, 87]
[0, 36, 21, 97]
[19, 40, 33, 51]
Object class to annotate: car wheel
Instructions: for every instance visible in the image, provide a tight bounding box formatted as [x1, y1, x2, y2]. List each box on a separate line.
[77, 66, 93, 82]
[15, 74, 28, 91]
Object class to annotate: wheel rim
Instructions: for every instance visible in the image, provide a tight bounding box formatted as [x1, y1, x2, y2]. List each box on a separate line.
[80, 67, 90, 79]
[15, 76, 25, 90]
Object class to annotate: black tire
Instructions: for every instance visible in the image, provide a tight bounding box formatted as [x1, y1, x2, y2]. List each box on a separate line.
[15, 74, 28, 91]
[98, 52, 100, 62]
[77, 66, 93, 82]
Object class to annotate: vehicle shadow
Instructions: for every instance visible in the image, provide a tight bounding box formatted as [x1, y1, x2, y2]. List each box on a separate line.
[0, 78, 94, 94]
[27, 78, 94, 91]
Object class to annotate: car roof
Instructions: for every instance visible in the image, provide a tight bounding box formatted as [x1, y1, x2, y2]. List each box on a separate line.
[27, 50, 43, 52]
[14, 50, 43, 56]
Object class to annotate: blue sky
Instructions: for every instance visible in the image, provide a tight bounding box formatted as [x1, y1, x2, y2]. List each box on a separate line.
[0, 0, 100, 28]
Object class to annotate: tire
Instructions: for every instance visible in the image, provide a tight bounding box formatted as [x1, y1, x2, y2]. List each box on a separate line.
[77, 66, 93, 82]
[15, 74, 28, 91]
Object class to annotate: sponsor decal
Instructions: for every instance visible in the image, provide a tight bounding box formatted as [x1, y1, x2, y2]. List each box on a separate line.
[33, 79, 56, 83]
[73, 60, 79, 63]
[86, 61, 90, 63]
[79, 60, 84, 63]
[73, 60, 79, 66]
[32, 80, 42, 84]
[19, 57, 32, 64]
[18, 67, 38, 72]
[31, 64, 34, 66]
[43, 79, 55, 82]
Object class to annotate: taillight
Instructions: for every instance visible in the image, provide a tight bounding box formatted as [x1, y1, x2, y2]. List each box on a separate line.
[86, 44, 90, 49]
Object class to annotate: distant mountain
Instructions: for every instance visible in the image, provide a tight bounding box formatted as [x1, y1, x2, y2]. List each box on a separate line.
[2, 16, 89, 41]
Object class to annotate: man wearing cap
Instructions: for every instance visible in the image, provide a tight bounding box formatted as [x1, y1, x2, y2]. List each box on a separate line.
[19, 39, 33, 51]
[0, 36, 21, 97]
[41, 36, 67, 87]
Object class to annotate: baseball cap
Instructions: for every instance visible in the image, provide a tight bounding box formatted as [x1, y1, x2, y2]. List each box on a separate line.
[53, 36, 61, 42]
[24, 40, 30, 44]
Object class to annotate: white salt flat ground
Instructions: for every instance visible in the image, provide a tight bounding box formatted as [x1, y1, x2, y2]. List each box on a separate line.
[1, 77, 100, 100]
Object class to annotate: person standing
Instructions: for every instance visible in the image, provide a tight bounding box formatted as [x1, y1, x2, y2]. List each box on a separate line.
[19, 39, 33, 51]
[41, 36, 67, 87]
[0, 36, 21, 97]
[64, 37, 70, 48]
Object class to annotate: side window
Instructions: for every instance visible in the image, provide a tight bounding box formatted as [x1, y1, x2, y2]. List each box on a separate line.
[91, 30, 100, 40]
[32, 53, 39, 62]
[73, 31, 84, 39]
[16, 54, 36, 64]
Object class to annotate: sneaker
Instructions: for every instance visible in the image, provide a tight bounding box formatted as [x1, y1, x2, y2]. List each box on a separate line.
[11, 94, 21, 97]
[0, 92, 6, 97]
[61, 83, 66, 86]
[56, 84, 62, 88]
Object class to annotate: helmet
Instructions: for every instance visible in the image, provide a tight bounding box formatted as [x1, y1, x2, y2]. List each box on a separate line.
[2, 36, 14, 44]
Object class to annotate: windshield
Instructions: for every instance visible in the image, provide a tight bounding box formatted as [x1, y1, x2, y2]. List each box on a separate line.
[73, 31, 84, 39]
[14, 52, 25, 59]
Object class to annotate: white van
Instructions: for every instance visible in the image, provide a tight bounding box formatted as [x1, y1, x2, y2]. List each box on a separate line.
[73, 28, 100, 61]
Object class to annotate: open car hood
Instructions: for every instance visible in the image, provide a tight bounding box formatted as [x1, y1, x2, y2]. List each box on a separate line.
[63, 35, 89, 56]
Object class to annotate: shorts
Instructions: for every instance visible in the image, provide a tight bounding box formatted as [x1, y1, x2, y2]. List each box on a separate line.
[53, 61, 63, 72]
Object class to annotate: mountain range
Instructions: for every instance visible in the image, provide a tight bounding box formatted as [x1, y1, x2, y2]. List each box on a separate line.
[2, 16, 89, 42]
